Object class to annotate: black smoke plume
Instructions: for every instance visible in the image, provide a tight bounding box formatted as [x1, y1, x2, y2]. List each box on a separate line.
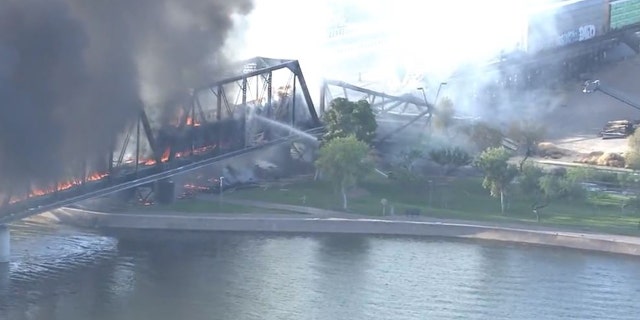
[0, 0, 253, 193]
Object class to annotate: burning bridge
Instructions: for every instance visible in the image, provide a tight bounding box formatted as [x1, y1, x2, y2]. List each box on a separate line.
[0, 57, 322, 227]
[0, 57, 439, 263]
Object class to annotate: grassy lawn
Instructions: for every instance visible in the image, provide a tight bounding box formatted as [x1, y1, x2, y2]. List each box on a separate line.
[134, 199, 287, 215]
[223, 175, 640, 235]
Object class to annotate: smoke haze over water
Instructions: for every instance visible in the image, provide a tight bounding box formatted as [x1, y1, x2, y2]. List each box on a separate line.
[0, 0, 253, 191]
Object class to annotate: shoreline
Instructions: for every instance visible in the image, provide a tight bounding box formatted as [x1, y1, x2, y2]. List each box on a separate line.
[48, 207, 640, 257]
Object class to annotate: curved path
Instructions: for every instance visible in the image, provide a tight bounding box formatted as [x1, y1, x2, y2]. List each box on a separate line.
[48, 201, 640, 257]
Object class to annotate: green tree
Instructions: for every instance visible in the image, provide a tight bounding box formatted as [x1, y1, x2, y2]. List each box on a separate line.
[518, 162, 547, 222]
[539, 169, 586, 202]
[518, 163, 545, 195]
[539, 173, 574, 200]
[623, 196, 640, 229]
[538, 174, 564, 198]
[429, 146, 472, 175]
[475, 147, 518, 214]
[315, 135, 374, 210]
[323, 98, 377, 144]
[625, 130, 640, 169]
[565, 167, 591, 182]
[390, 148, 424, 182]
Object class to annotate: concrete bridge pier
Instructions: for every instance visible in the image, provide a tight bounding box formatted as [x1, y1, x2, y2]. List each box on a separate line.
[0, 262, 7, 318]
[0, 224, 9, 264]
[0, 224, 9, 304]
[0, 257, 7, 297]
[155, 179, 175, 205]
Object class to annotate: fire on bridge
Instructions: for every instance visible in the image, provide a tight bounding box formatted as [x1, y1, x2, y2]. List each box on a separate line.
[0, 57, 321, 222]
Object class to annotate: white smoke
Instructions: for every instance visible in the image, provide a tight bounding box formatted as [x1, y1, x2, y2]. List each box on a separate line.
[230, 0, 625, 149]
[235, 0, 540, 94]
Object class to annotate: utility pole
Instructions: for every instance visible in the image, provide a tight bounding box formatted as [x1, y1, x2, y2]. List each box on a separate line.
[583, 80, 640, 111]
[583, 80, 640, 139]
[217, 176, 225, 211]
[418, 82, 447, 129]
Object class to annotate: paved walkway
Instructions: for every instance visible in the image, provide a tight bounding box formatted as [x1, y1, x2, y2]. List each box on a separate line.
[54, 201, 640, 256]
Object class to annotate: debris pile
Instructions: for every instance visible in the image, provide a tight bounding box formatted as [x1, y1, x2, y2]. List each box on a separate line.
[599, 120, 640, 139]
[537, 142, 573, 159]
[575, 151, 626, 168]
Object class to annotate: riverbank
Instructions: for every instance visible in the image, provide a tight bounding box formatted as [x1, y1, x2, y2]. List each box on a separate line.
[49, 207, 640, 257]
[200, 175, 640, 236]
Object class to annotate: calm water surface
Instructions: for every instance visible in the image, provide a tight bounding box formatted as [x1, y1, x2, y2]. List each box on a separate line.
[1, 217, 640, 320]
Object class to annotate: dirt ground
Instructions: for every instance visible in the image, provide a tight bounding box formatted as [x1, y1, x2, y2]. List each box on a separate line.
[551, 136, 628, 154]
[535, 53, 640, 164]
[546, 135, 628, 159]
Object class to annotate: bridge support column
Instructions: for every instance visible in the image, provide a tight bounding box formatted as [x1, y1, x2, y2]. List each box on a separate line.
[0, 256, 7, 296]
[0, 261, 7, 316]
[0, 224, 8, 264]
[155, 179, 175, 205]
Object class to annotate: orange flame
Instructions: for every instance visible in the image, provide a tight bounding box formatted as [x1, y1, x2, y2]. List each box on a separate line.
[23, 171, 110, 199]
[88, 172, 109, 181]
[161, 148, 171, 162]
[7, 141, 223, 204]
[141, 147, 170, 165]
[186, 116, 201, 127]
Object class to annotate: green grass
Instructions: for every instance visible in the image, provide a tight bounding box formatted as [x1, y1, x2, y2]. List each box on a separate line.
[135, 199, 287, 214]
[223, 175, 640, 236]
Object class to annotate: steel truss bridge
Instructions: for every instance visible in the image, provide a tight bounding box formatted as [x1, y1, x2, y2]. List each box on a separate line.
[0, 57, 323, 224]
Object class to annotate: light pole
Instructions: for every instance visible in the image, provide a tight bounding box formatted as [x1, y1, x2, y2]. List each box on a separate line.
[583, 79, 640, 111]
[582, 79, 640, 139]
[219, 177, 225, 196]
[417, 87, 429, 130]
[219, 176, 225, 210]
[417, 87, 429, 106]
[433, 82, 448, 107]
[417, 82, 447, 129]
[374, 83, 449, 143]
[428, 180, 433, 208]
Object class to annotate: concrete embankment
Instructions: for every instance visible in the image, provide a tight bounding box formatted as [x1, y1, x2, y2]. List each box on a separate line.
[49, 207, 640, 257]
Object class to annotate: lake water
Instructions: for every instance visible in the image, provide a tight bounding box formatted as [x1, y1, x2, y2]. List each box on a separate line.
[1, 217, 640, 320]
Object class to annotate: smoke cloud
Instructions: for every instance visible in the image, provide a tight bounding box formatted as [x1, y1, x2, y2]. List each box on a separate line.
[238, 0, 532, 90]
[0, 0, 252, 191]
[237, 0, 589, 133]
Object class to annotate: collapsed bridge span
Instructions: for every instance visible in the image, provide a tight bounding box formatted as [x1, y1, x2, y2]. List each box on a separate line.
[320, 79, 435, 143]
